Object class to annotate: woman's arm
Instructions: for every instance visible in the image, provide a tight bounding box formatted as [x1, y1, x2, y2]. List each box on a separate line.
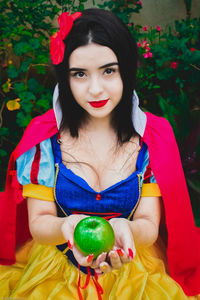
[27, 197, 67, 245]
[130, 195, 161, 248]
[27, 197, 93, 266]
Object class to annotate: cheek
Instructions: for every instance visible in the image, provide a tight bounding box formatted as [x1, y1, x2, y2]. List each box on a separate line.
[112, 78, 123, 99]
[69, 80, 82, 99]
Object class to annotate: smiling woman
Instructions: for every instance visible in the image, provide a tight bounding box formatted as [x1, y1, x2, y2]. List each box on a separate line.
[0, 7, 200, 300]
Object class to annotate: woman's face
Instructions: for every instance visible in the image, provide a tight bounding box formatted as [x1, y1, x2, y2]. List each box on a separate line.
[68, 43, 123, 122]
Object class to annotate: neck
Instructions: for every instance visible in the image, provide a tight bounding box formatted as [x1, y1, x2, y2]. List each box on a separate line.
[83, 115, 114, 134]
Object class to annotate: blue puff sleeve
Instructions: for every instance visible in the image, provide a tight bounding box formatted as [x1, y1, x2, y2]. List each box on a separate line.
[140, 147, 157, 185]
[16, 138, 55, 188]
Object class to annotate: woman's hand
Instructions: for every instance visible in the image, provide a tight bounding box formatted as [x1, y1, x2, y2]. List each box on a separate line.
[91, 218, 135, 274]
[61, 214, 96, 267]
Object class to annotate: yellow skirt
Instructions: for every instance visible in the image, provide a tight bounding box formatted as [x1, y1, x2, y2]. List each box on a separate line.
[0, 239, 199, 300]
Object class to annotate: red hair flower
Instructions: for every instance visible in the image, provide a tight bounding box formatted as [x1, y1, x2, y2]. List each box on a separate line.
[50, 12, 82, 65]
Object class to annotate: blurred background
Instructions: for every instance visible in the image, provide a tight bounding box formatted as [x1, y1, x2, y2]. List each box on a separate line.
[0, 0, 199, 224]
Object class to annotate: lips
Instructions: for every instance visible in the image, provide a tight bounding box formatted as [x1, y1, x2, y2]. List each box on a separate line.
[89, 99, 109, 108]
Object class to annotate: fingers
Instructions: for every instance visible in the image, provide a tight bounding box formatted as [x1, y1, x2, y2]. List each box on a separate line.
[99, 262, 112, 273]
[61, 214, 88, 248]
[109, 218, 136, 260]
[72, 245, 94, 267]
[108, 250, 122, 269]
[91, 252, 107, 269]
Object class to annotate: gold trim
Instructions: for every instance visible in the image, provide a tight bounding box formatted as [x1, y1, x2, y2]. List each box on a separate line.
[141, 183, 161, 197]
[62, 246, 69, 254]
[128, 173, 142, 220]
[23, 184, 54, 201]
[54, 163, 68, 217]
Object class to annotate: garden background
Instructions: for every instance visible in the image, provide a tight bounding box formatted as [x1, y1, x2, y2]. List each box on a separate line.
[0, 0, 200, 225]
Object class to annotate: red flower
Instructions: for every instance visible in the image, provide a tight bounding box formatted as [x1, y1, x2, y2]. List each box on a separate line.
[143, 52, 153, 58]
[171, 62, 178, 69]
[50, 12, 82, 65]
[143, 25, 148, 31]
[157, 26, 161, 32]
[138, 1, 142, 6]
[190, 48, 196, 52]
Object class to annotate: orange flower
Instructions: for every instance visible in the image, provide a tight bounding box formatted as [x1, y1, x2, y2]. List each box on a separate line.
[6, 98, 21, 111]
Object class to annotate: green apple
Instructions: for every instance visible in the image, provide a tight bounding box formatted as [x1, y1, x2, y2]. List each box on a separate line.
[74, 216, 115, 259]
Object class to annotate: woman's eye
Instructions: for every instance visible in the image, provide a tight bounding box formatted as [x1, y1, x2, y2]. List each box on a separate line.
[73, 71, 85, 78]
[104, 68, 116, 75]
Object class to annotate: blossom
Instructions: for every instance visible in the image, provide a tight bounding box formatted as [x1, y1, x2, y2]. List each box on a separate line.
[190, 48, 196, 52]
[143, 25, 148, 31]
[171, 62, 178, 69]
[157, 26, 161, 32]
[138, 1, 142, 6]
[2, 78, 12, 93]
[6, 98, 21, 111]
[137, 42, 142, 47]
[143, 52, 152, 58]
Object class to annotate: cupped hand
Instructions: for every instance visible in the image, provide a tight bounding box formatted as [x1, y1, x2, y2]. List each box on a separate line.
[61, 214, 94, 267]
[92, 218, 135, 274]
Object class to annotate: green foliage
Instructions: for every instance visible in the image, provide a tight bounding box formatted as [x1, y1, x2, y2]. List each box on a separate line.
[98, 0, 142, 24]
[134, 18, 200, 217]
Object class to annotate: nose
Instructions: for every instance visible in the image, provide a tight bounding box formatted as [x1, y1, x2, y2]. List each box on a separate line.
[88, 75, 103, 97]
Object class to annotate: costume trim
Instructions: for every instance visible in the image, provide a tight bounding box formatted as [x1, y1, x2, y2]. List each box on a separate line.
[141, 183, 161, 197]
[23, 184, 54, 202]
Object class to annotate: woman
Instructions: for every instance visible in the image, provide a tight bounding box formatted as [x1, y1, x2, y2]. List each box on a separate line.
[0, 8, 199, 300]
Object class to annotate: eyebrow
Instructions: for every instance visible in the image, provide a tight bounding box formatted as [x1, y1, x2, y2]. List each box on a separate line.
[69, 62, 119, 72]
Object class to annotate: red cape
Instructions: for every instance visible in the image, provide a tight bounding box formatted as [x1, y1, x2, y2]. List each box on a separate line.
[0, 109, 200, 296]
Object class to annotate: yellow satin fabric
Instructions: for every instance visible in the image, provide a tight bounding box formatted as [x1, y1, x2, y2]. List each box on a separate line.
[0, 239, 199, 300]
[23, 183, 54, 201]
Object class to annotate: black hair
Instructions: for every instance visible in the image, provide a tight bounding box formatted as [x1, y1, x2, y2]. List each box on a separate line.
[54, 8, 138, 143]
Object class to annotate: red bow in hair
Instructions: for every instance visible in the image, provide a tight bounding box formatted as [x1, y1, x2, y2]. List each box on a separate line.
[50, 12, 82, 65]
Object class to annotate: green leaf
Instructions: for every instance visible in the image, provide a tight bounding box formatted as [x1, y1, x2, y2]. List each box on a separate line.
[29, 38, 41, 50]
[0, 127, 10, 137]
[13, 41, 30, 55]
[8, 65, 19, 79]
[27, 78, 40, 93]
[16, 111, 32, 127]
[158, 96, 179, 137]
[19, 91, 36, 102]
[19, 57, 32, 73]
[13, 82, 27, 93]
[34, 65, 46, 74]
[0, 149, 7, 157]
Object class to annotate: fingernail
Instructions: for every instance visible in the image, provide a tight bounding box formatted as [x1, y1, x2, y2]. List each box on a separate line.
[87, 254, 94, 263]
[117, 249, 124, 257]
[68, 240, 73, 249]
[128, 248, 134, 259]
[101, 265, 107, 272]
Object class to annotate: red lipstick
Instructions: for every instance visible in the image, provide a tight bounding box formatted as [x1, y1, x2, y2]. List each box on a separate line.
[89, 99, 108, 108]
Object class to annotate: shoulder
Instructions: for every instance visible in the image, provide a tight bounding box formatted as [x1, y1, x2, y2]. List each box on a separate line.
[14, 109, 58, 160]
[143, 112, 176, 148]
[144, 112, 174, 134]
